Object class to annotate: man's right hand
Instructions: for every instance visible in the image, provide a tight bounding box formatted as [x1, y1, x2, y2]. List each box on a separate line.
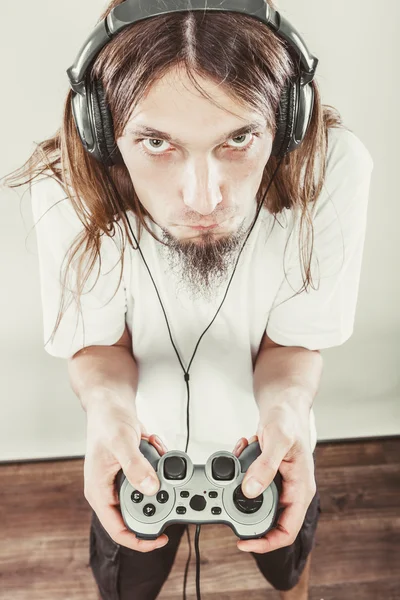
[84, 400, 170, 552]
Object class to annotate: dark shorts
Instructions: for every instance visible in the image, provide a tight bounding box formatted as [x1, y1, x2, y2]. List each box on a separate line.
[89, 452, 321, 598]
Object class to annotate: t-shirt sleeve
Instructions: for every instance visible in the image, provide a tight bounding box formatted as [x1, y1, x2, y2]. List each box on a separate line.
[266, 128, 374, 351]
[31, 176, 128, 359]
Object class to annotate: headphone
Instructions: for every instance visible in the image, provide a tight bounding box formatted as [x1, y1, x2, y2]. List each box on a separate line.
[67, 1, 318, 598]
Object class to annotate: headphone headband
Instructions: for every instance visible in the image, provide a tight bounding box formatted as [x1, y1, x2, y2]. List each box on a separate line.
[67, 0, 317, 93]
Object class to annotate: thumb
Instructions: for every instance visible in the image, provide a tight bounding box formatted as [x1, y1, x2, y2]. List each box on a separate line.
[113, 429, 161, 497]
[241, 434, 286, 499]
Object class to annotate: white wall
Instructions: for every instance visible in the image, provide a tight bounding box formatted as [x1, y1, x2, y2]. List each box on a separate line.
[0, 0, 398, 461]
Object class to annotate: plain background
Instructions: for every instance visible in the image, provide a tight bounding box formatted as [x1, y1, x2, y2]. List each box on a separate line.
[0, 0, 398, 461]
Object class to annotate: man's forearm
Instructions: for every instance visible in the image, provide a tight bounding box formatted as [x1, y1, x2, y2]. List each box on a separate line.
[67, 345, 139, 414]
[253, 345, 323, 424]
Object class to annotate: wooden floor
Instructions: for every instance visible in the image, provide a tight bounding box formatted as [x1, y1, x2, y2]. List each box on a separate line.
[1, 437, 399, 600]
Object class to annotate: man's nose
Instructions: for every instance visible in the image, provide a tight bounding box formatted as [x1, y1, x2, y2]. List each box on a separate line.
[182, 161, 223, 215]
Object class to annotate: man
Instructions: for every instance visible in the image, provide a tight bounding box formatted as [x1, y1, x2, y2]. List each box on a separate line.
[31, 65, 373, 598]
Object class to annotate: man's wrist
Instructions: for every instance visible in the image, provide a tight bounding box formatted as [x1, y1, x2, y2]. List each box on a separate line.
[83, 386, 138, 419]
[256, 388, 313, 437]
[253, 345, 322, 430]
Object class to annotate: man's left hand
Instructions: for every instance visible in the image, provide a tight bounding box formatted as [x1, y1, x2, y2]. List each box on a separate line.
[231, 406, 316, 554]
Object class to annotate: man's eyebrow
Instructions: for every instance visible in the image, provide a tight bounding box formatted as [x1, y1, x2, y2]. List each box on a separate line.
[126, 120, 265, 146]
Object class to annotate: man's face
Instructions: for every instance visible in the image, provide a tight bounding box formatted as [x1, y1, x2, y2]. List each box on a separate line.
[116, 67, 273, 301]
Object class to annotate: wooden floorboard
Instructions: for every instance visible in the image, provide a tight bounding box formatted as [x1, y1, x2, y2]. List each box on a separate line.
[0, 437, 399, 599]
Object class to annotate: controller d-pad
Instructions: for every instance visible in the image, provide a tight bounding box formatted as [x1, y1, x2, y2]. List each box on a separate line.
[233, 485, 263, 513]
[164, 456, 187, 480]
[212, 456, 235, 480]
[143, 504, 156, 517]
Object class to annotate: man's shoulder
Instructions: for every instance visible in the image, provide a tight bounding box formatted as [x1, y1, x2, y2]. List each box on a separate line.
[326, 126, 374, 173]
[30, 174, 79, 222]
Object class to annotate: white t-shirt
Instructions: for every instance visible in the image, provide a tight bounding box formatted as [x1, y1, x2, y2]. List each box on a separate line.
[31, 126, 374, 463]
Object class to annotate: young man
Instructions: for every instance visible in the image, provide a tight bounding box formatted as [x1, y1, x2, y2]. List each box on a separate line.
[31, 65, 373, 599]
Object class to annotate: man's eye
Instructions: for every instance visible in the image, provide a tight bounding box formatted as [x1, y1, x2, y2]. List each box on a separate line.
[137, 132, 258, 158]
[142, 138, 169, 153]
[226, 132, 254, 149]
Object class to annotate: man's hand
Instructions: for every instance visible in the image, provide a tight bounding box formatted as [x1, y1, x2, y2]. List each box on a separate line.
[231, 406, 316, 554]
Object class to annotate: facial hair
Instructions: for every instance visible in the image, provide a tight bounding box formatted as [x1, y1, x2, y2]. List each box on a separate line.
[156, 218, 250, 303]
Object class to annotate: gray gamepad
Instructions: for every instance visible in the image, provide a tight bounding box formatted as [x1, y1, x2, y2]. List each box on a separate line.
[116, 439, 282, 540]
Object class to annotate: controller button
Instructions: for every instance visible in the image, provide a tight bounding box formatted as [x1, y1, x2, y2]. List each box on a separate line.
[176, 506, 187, 514]
[164, 456, 187, 480]
[180, 491, 190, 498]
[208, 491, 218, 498]
[212, 456, 235, 480]
[131, 490, 144, 503]
[189, 495, 207, 511]
[156, 490, 169, 503]
[233, 485, 263, 513]
[211, 507, 222, 515]
[143, 504, 156, 517]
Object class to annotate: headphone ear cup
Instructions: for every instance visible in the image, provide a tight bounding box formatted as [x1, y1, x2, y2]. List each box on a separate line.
[271, 81, 297, 159]
[90, 78, 124, 166]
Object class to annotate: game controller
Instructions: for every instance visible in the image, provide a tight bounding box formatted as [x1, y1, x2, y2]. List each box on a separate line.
[116, 439, 282, 540]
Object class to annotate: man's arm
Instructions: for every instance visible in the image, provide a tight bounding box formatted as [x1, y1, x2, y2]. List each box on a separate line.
[67, 325, 139, 414]
[254, 333, 323, 423]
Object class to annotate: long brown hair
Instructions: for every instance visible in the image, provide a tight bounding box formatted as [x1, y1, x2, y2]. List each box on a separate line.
[1, 0, 345, 348]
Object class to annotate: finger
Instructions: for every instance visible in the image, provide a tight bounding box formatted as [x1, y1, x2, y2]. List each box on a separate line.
[241, 448, 287, 499]
[148, 434, 168, 455]
[237, 498, 308, 554]
[95, 503, 169, 552]
[140, 432, 163, 452]
[232, 433, 260, 458]
[110, 433, 160, 496]
[232, 437, 248, 457]
[238, 452, 315, 553]
[241, 424, 293, 498]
